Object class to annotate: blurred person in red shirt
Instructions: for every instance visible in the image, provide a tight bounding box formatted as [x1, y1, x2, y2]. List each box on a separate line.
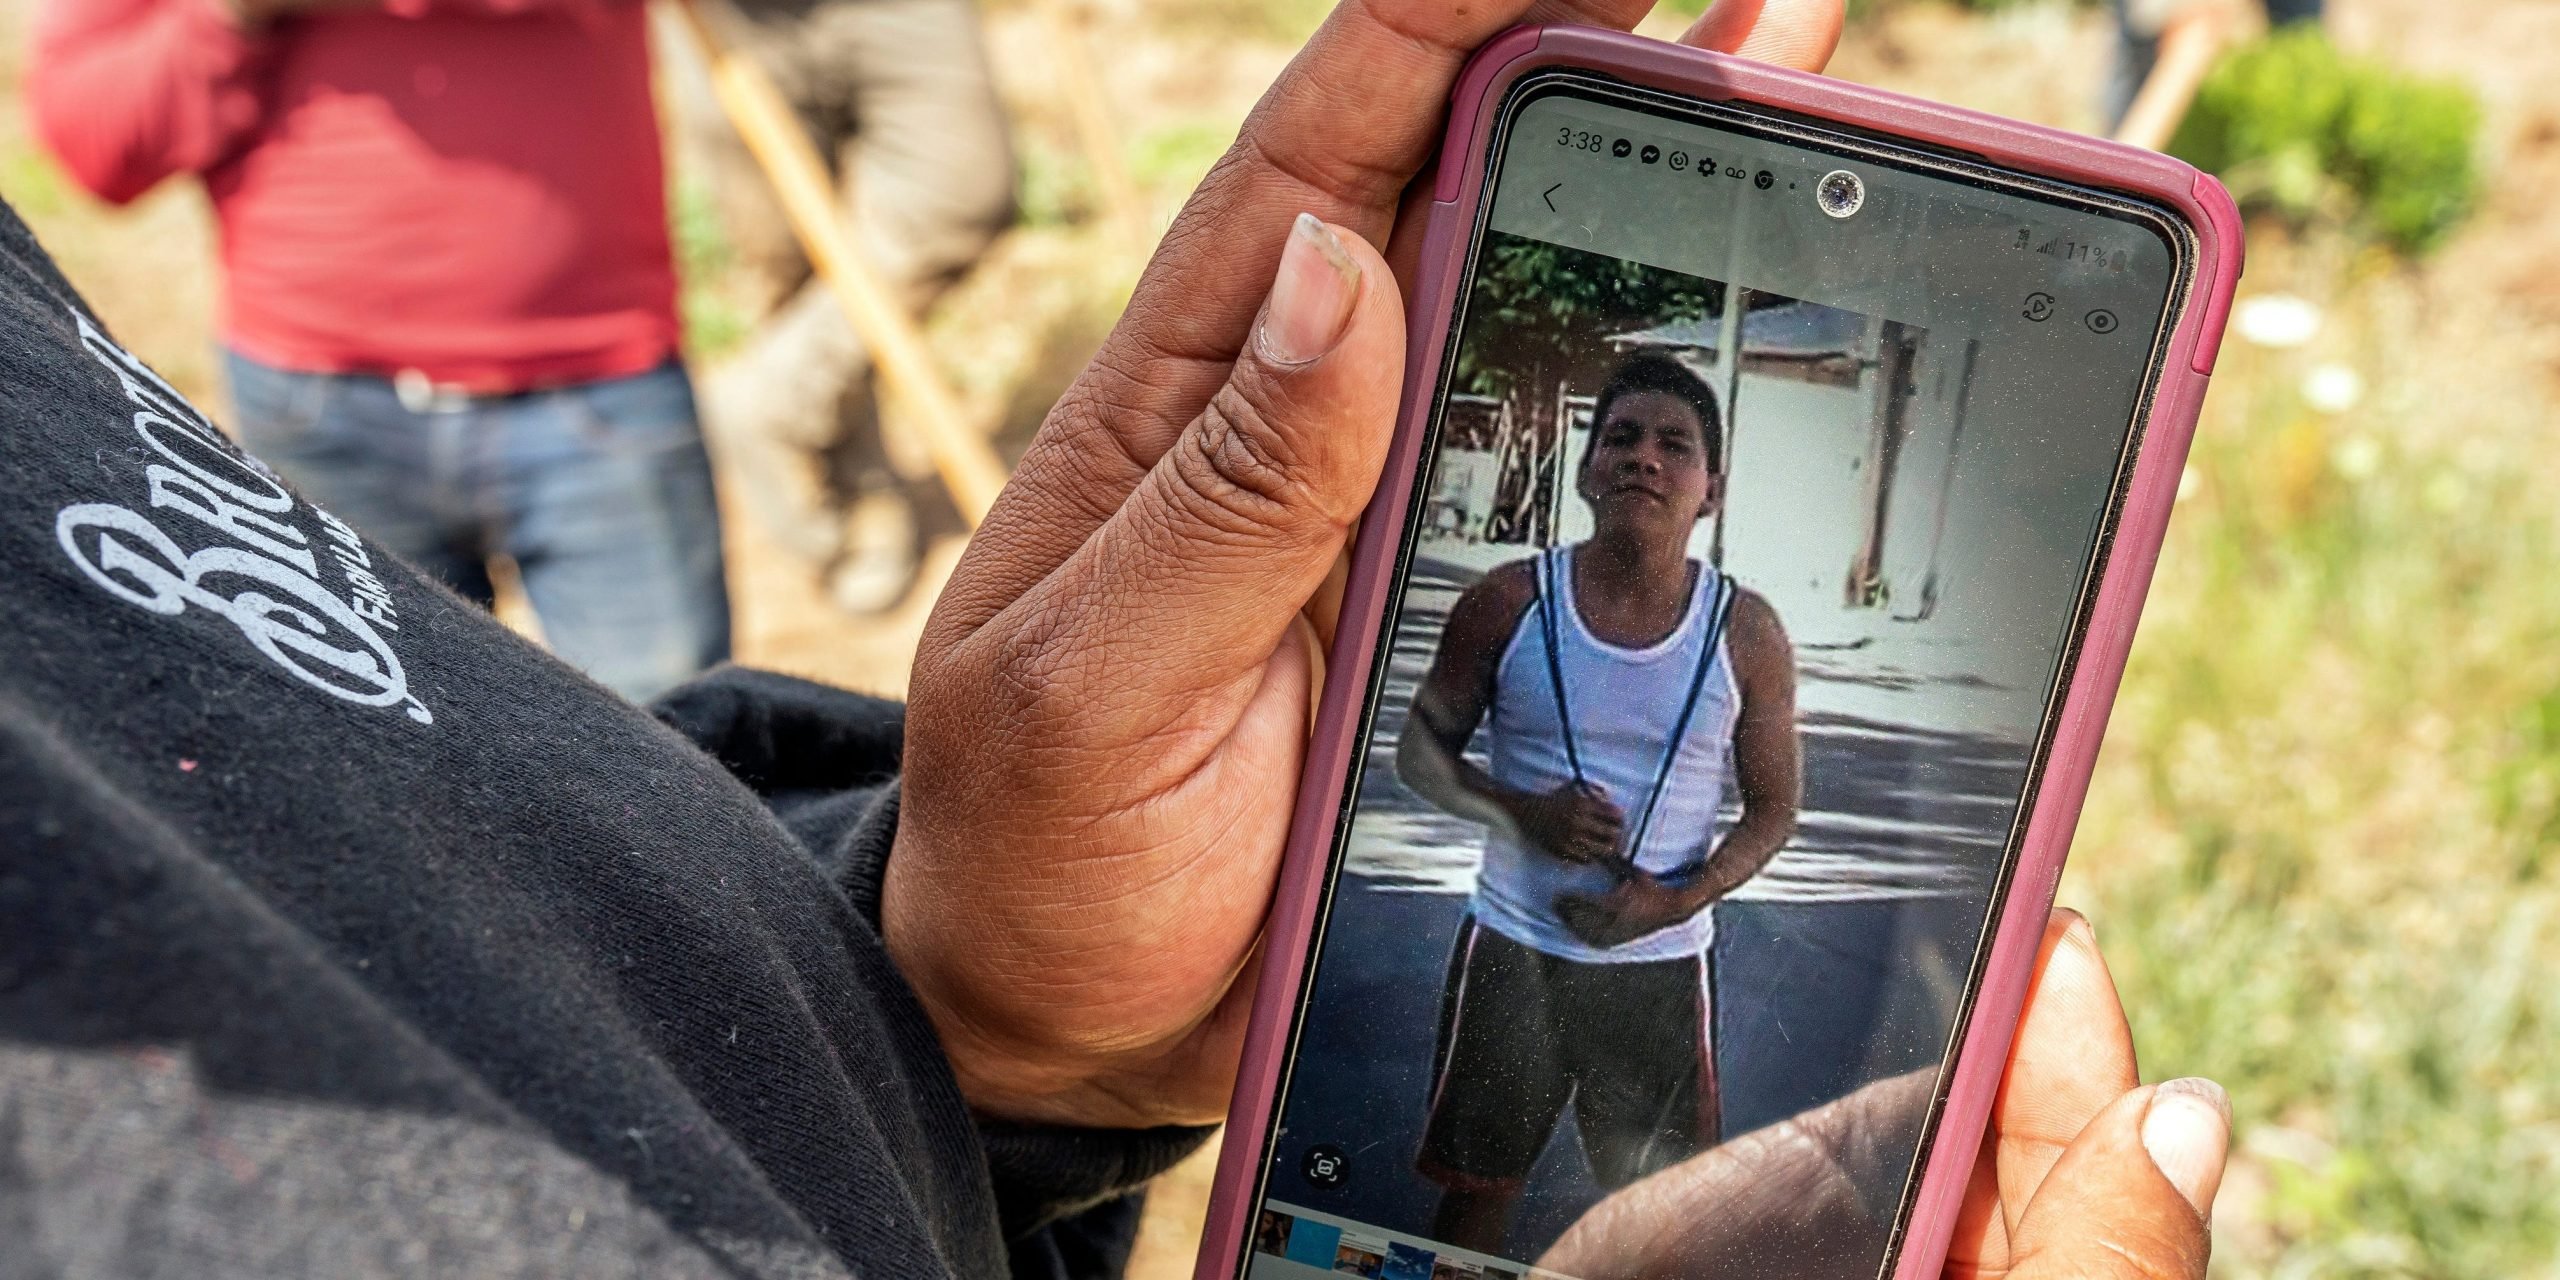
[25, 0, 730, 702]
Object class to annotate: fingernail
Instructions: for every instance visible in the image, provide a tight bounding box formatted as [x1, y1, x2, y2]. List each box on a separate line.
[1257, 212, 1362, 367]
[2142, 1077, 2232, 1216]
[2055, 906, 2095, 945]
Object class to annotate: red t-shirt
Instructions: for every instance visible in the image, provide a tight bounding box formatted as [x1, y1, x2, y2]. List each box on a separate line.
[26, 0, 679, 393]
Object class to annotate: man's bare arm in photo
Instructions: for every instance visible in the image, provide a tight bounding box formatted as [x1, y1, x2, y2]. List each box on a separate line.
[1557, 588, 1800, 947]
[1678, 588, 1802, 899]
[1396, 562, 1628, 865]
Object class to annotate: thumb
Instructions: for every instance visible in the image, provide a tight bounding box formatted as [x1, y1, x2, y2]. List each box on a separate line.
[2007, 1077, 2230, 1279]
[1681, 0, 1847, 72]
[1010, 213, 1404, 737]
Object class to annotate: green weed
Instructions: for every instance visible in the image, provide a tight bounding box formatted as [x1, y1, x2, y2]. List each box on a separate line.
[1129, 121, 1243, 198]
[2070, 306, 2560, 1276]
[668, 174, 750, 360]
[0, 142, 69, 218]
[1015, 137, 1095, 230]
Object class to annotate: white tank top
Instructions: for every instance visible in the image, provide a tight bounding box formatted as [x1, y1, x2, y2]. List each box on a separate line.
[1471, 544, 1741, 964]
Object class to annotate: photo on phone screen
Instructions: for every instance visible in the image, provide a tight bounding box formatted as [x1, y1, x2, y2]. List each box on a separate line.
[1241, 78, 2185, 1280]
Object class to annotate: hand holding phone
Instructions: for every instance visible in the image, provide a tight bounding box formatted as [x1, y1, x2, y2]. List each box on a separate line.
[1196, 18, 2240, 1280]
[872, 0, 2235, 1272]
[885, 0, 1848, 1135]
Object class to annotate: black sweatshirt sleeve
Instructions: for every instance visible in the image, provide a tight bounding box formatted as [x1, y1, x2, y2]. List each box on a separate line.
[648, 665, 907, 920]
[5, 195, 1194, 1280]
[649, 666, 1216, 1273]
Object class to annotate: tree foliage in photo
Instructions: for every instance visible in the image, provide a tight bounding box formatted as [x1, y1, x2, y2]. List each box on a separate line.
[1450, 233, 1721, 544]
[1455, 233, 1720, 402]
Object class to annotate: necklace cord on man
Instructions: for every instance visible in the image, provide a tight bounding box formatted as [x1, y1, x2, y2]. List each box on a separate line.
[1534, 545, 1738, 884]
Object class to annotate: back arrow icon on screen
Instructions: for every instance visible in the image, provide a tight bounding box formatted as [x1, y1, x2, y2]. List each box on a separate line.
[1544, 183, 1562, 211]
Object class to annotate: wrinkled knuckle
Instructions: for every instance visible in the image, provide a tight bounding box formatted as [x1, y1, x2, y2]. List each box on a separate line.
[1043, 372, 1150, 474]
[1346, 0, 1468, 61]
[1167, 385, 1325, 545]
[1234, 90, 1411, 211]
[2045, 1221, 2210, 1280]
[976, 599, 1096, 748]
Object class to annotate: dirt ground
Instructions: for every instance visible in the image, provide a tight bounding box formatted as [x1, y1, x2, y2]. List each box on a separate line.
[4, 0, 2555, 1274]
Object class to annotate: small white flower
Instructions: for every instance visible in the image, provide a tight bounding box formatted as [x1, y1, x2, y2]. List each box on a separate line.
[2234, 294, 2323, 348]
[2303, 363, 2366, 414]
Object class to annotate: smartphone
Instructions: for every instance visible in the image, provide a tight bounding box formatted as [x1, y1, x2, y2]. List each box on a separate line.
[1196, 24, 2242, 1280]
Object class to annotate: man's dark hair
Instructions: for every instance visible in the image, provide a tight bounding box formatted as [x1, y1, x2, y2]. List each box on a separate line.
[1583, 353, 1724, 476]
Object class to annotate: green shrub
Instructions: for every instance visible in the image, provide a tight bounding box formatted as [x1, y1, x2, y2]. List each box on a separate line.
[2170, 28, 2482, 253]
[2339, 72, 2483, 252]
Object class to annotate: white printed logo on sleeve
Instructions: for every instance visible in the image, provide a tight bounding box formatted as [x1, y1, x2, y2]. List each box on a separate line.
[51, 308, 432, 726]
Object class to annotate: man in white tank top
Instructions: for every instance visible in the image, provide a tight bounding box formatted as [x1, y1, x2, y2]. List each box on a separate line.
[1397, 354, 1801, 1254]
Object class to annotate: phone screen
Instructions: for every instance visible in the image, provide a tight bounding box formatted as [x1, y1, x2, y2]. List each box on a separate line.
[1237, 74, 2187, 1280]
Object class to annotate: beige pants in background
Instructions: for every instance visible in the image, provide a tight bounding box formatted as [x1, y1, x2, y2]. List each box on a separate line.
[685, 0, 1019, 576]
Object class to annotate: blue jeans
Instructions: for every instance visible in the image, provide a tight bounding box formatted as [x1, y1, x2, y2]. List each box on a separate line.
[226, 352, 732, 703]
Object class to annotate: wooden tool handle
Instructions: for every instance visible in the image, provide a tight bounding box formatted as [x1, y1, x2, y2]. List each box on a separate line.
[673, 0, 1011, 525]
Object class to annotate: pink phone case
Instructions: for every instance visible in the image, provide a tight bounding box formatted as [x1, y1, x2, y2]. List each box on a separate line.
[1196, 24, 2244, 1279]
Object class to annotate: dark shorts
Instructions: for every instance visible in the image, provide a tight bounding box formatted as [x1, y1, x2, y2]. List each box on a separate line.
[1417, 917, 1719, 1192]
